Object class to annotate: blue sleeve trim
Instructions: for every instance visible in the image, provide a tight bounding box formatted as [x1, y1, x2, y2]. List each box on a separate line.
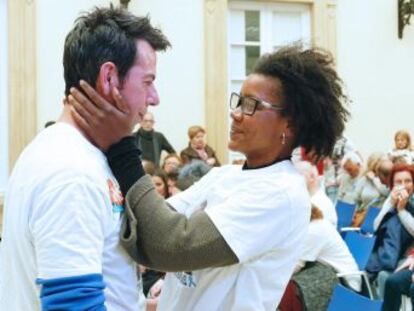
[36, 273, 106, 311]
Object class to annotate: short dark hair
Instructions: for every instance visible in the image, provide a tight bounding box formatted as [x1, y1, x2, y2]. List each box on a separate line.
[63, 6, 170, 96]
[253, 44, 350, 158]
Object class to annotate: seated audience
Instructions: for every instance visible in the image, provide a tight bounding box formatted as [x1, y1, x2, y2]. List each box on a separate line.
[324, 136, 358, 203]
[352, 153, 391, 226]
[367, 164, 414, 296]
[161, 153, 182, 174]
[180, 125, 220, 167]
[388, 129, 414, 165]
[336, 151, 363, 204]
[382, 251, 414, 311]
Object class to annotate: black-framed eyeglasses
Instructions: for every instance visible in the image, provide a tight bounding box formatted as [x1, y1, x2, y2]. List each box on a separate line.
[229, 92, 284, 116]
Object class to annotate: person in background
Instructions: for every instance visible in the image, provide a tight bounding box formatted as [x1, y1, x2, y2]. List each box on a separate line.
[352, 153, 391, 227]
[69, 44, 350, 310]
[279, 205, 360, 311]
[44, 120, 56, 128]
[295, 161, 337, 227]
[180, 125, 221, 167]
[135, 112, 175, 167]
[0, 6, 170, 310]
[151, 169, 170, 199]
[388, 130, 414, 165]
[161, 153, 182, 174]
[324, 136, 358, 203]
[336, 151, 363, 204]
[367, 164, 414, 297]
[382, 251, 414, 311]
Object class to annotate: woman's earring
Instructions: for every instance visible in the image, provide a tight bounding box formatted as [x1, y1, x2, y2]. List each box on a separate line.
[281, 132, 286, 145]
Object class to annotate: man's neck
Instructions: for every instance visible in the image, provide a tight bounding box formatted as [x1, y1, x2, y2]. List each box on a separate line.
[58, 103, 90, 141]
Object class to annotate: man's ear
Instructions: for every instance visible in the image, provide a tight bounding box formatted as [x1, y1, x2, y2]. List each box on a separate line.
[96, 62, 120, 102]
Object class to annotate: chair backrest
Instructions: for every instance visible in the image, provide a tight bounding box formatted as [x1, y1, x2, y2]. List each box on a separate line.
[360, 206, 381, 234]
[344, 231, 376, 270]
[335, 200, 356, 230]
[327, 284, 383, 311]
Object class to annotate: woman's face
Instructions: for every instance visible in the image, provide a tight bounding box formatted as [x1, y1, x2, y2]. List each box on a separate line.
[393, 171, 414, 195]
[396, 135, 409, 150]
[191, 132, 206, 149]
[228, 74, 289, 163]
[152, 175, 167, 198]
[163, 157, 181, 173]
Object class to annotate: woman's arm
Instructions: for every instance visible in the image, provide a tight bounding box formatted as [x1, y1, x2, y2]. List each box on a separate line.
[121, 176, 238, 272]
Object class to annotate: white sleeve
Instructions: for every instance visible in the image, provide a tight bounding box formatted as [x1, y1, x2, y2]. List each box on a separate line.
[373, 196, 393, 231]
[299, 221, 325, 262]
[205, 180, 303, 263]
[167, 167, 220, 216]
[30, 175, 109, 279]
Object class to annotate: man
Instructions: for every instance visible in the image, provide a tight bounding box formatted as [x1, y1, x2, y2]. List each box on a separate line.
[0, 7, 170, 310]
[337, 151, 363, 204]
[69, 45, 350, 310]
[295, 161, 338, 227]
[135, 112, 175, 166]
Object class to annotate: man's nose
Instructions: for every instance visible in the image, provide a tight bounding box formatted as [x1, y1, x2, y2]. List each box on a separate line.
[230, 107, 243, 121]
[148, 87, 160, 106]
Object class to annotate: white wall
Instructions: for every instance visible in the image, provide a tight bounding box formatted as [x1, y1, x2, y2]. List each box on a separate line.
[337, 0, 414, 159]
[130, 0, 205, 154]
[36, 0, 205, 156]
[36, 0, 112, 129]
[0, 0, 8, 194]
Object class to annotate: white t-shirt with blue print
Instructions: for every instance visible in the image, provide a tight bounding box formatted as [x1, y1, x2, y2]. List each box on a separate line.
[0, 123, 144, 310]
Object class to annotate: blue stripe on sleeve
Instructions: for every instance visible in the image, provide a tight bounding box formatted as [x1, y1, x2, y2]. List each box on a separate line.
[36, 273, 106, 311]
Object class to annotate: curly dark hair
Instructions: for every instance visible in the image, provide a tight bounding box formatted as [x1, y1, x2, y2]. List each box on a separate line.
[63, 5, 171, 96]
[253, 45, 350, 158]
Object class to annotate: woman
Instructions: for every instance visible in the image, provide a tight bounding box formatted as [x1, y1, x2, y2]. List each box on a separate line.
[161, 153, 182, 174]
[388, 130, 414, 164]
[180, 125, 220, 166]
[69, 45, 349, 310]
[366, 164, 414, 297]
[151, 169, 170, 199]
[351, 153, 391, 227]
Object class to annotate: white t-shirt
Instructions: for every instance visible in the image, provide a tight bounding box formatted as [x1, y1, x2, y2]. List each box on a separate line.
[158, 161, 310, 311]
[311, 188, 337, 227]
[0, 123, 144, 310]
[300, 219, 361, 292]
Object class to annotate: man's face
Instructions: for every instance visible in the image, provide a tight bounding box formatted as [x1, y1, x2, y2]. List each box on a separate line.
[118, 40, 159, 124]
[228, 74, 287, 159]
[343, 160, 360, 178]
[141, 113, 155, 131]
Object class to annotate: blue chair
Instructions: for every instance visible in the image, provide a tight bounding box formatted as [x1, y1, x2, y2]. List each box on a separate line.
[327, 284, 383, 311]
[360, 205, 381, 235]
[335, 200, 356, 231]
[341, 231, 377, 298]
[344, 231, 376, 271]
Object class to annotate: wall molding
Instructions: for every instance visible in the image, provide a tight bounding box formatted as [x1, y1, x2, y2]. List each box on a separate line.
[8, 0, 37, 171]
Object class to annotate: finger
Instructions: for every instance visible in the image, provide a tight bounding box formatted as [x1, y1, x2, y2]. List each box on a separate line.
[111, 87, 130, 113]
[68, 94, 93, 122]
[79, 80, 112, 111]
[70, 87, 100, 116]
